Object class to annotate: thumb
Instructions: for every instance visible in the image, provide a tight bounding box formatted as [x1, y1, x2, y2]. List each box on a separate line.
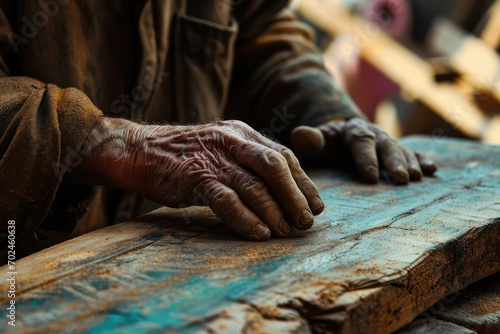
[291, 126, 325, 158]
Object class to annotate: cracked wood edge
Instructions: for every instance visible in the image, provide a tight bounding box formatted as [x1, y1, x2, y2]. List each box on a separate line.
[399, 271, 500, 334]
[305, 221, 500, 333]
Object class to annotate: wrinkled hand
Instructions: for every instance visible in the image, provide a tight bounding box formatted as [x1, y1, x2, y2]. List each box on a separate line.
[291, 118, 437, 184]
[128, 120, 324, 240]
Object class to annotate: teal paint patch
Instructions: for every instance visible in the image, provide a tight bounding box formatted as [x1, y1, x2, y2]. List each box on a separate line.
[86, 258, 288, 333]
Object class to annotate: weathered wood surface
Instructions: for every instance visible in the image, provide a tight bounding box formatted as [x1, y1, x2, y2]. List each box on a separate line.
[1, 137, 499, 333]
[399, 272, 500, 334]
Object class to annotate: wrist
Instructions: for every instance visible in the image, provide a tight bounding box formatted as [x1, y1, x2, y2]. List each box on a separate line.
[65, 117, 143, 189]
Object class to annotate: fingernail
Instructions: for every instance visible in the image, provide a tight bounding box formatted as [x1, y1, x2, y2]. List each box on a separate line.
[410, 164, 422, 180]
[396, 164, 407, 175]
[365, 166, 379, 183]
[422, 161, 437, 174]
[297, 209, 314, 230]
[278, 219, 293, 236]
[311, 196, 324, 215]
[255, 224, 271, 240]
[391, 164, 409, 184]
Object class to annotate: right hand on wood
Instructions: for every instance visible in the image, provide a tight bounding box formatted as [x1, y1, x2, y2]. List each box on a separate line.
[73, 118, 324, 240]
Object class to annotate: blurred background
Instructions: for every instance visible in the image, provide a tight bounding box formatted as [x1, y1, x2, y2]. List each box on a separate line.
[292, 0, 500, 144]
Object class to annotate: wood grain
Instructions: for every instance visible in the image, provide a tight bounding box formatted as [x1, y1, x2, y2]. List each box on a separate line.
[399, 272, 500, 334]
[399, 318, 476, 334]
[0, 137, 499, 333]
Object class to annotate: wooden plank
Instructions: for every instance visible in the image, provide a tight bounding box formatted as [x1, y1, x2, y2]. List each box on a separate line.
[428, 17, 500, 103]
[398, 318, 477, 334]
[0, 137, 499, 333]
[400, 271, 500, 333]
[425, 271, 500, 333]
[481, 0, 500, 49]
[298, 0, 493, 142]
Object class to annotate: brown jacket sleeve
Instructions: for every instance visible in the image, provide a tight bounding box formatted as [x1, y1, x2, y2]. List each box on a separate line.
[0, 6, 102, 260]
[227, 0, 365, 145]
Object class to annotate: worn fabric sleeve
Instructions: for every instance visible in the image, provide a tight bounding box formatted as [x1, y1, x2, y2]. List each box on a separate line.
[0, 6, 103, 261]
[227, 0, 365, 146]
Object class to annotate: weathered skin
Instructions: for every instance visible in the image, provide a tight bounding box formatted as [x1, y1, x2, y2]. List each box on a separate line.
[70, 117, 436, 240]
[69, 117, 324, 240]
[291, 118, 437, 184]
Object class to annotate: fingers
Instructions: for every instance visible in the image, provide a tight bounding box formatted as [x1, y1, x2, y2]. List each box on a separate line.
[196, 179, 271, 241]
[341, 121, 379, 183]
[376, 135, 410, 184]
[234, 142, 315, 230]
[415, 151, 438, 175]
[289, 119, 437, 187]
[290, 126, 325, 158]
[225, 168, 293, 237]
[250, 133, 324, 216]
[402, 147, 423, 181]
[281, 149, 325, 215]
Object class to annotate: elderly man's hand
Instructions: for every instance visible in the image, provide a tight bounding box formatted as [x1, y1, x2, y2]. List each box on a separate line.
[291, 118, 437, 184]
[75, 118, 324, 240]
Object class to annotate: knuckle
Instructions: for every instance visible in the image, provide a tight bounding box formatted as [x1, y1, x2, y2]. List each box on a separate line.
[346, 118, 366, 127]
[345, 126, 376, 144]
[281, 148, 308, 175]
[242, 176, 266, 194]
[210, 126, 225, 137]
[377, 135, 398, 148]
[190, 177, 216, 206]
[280, 148, 298, 163]
[211, 122, 239, 140]
[210, 127, 233, 146]
[367, 122, 385, 133]
[242, 178, 273, 207]
[258, 150, 287, 173]
[210, 187, 236, 211]
[250, 191, 274, 211]
[403, 147, 418, 160]
[221, 119, 251, 132]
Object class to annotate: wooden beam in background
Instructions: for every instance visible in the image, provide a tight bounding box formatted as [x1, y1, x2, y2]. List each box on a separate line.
[428, 17, 500, 103]
[481, 0, 500, 49]
[298, 0, 494, 142]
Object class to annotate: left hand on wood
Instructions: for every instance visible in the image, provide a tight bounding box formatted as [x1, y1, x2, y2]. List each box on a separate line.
[290, 118, 437, 184]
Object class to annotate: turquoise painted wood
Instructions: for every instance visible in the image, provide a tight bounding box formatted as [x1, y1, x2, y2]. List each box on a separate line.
[0, 136, 499, 333]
